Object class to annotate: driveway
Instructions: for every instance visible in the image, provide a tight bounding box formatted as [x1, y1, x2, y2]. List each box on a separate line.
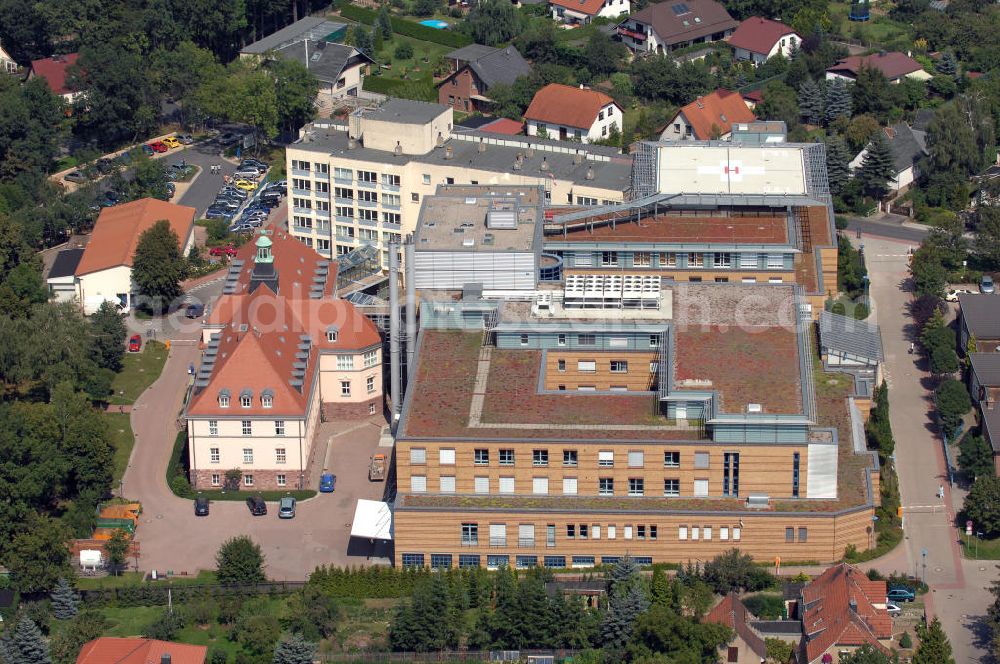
[121, 343, 391, 580]
[859, 233, 992, 663]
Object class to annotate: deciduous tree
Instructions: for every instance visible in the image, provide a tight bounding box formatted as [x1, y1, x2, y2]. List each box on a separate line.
[935, 378, 970, 436]
[6, 514, 73, 593]
[132, 219, 184, 313]
[90, 300, 127, 372]
[959, 434, 994, 481]
[965, 475, 1000, 538]
[466, 0, 521, 46]
[216, 535, 266, 584]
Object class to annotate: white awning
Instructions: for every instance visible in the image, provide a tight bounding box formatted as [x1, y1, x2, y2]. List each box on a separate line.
[350, 499, 393, 540]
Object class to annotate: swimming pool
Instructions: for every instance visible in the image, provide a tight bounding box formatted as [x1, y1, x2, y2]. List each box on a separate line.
[419, 19, 449, 28]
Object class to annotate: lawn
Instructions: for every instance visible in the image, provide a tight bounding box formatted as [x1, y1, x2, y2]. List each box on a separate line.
[105, 412, 135, 484]
[828, 2, 915, 49]
[960, 533, 1000, 560]
[76, 570, 218, 590]
[109, 341, 169, 405]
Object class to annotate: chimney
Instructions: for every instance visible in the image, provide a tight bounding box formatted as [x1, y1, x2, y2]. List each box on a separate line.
[436, 131, 444, 147]
[586, 166, 594, 181]
[478, 138, 486, 153]
[394, 141, 403, 156]
[161, 655, 171, 664]
[579, 83, 584, 89]
[445, 146, 454, 160]
[573, 150, 583, 164]
[526, 146, 534, 158]
[848, 599, 857, 612]
[540, 157, 549, 172]
[347, 136, 357, 150]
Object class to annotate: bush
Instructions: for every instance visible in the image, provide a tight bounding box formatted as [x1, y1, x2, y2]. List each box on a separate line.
[899, 631, 912, 648]
[831, 301, 846, 315]
[853, 303, 869, 320]
[363, 76, 437, 101]
[935, 378, 971, 438]
[394, 42, 414, 59]
[336, 2, 472, 47]
[143, 609, 185, 641]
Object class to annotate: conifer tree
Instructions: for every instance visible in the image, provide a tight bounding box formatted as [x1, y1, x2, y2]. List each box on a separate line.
[272, 633, 316, 664]
[825, 135, 852, 196]
[936, 51, 958, 78]
[50, 577, 80, 620]
[859, 130, 896, 199]
[0, 617, 52, 664]
[798, 78, 824, 125]
[825, 78, 852, 125]
[914, 617, 955, 664]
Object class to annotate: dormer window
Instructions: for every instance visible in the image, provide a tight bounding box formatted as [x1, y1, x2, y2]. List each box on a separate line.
[261, 388, 274, 409]
[218, 389, 231, 408]
[327, 326, 339, 343]
[240, 388, 253, 408]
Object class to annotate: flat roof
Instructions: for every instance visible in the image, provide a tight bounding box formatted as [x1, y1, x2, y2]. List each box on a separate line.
[241, 17, 346, 54]
[47, 248, 84, 279]
[554, 212, 790, 246]
[414, 185, 542, 252]
[657, 144, 808, 196]
[361, 98, 447, 125]
[291, 129, 633, 192]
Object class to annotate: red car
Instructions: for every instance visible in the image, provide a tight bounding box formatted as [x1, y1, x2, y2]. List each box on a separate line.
[128, 334, 142, 352]
[147, 141, 168, 153]
[209, 244, 238, 257]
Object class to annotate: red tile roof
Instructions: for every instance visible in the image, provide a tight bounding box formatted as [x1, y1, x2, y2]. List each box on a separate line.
[187, 232, 381, 418]
[30, 53, 79, 95]
[728, 17, 799, 56]
[549, 0, 606, 16]
[524, 84, 619, 131]
[629, 0, 738, 47]
[800, 564, 892, 663]
[481, 118, 525, 136]
[704, 593, 768, 660]
[827, 52, 924, 81]
[675, 89, 756, 140]
[77, 638, 206, 664]
[76, 198, 196, 276]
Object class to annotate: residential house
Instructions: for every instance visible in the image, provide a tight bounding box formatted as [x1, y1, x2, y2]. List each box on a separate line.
[185, 231, 383, 491]
[437, 45, 530, 113]
[46, 247, 85, 303]
[550, 0, 629, 24]
[797, 564, 893, 663]
[660, 89, 755, 141]
[825, 52, 930, 84]
[728, 17, 800, 65]
[72, 198, 196, 314]
[28, 53, 83, 103]
[0, 43, 17, 74]
[77, 638, 206, 664]
[967, 354, 1000, 475]
[849, 123, 927, 195]
[704, 593, 769, 663]
[240, 16, 348, 58]
[957, 293, 1000, 352]
[272, 40, 373, 99]
[617, 0, 738, 54]
[524, 83, 623, 143]
[444, 44, 503, 70]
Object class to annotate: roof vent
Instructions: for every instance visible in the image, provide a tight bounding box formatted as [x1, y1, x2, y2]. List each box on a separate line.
[462, 238, 475, 247]
[394, 141, 403, 156]
[540, 157, 549, 172]
[347, 136, 357, 150]
[478, 138, 486, 153]
[745, 494, 769, 509]
[586, 166, 595, 181]
[437, 131, 444, 147]
[445, 146, 454, 160]
[746, 403, 763, 413]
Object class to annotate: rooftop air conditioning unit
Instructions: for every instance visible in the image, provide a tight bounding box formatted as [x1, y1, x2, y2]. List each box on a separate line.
[746, 403, 762, 413]
[462, 238, 475, 247]
[745, 494, 769, 509]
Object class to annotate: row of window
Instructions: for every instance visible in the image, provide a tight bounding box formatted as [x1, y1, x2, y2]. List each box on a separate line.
[458, 522, 746, 547]
[208, 446, 286, 464]
[573, 251, 787, 270]
[208, 420, 285, 437]
[551, 358, 639, 374]
[209, 473, 287, 487]
[417, 447, 698, 469]
[410, 475, 718, 497]
[400, 553, 652, 570]
[217, 392, 274, 409]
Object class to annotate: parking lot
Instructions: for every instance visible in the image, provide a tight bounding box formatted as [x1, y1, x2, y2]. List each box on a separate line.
[122, 344, 392, 580]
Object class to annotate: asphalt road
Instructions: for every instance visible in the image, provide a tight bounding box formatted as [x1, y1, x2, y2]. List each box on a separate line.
[845, 216, 930, 243]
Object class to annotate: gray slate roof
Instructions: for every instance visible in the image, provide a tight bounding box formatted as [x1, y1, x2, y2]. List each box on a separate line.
[912, 108, 935, 132]
[273, 41, 370, 85]
[366, 98, 450, 124]
[47, 248, 84, 279]
[445, 44, 501, 64]
[242, 17, 347, 54]
[959, 293, 1000, 338]
[818, 310, 884, 362]
[468, 46, 531, 89]
[886, 123, 927, 174]
[970, 353, 1000, 386]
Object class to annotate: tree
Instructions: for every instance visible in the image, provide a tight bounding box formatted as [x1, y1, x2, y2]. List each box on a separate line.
[50, 577, 80, 620]
[585, 34, 627, 77]
[600, 556, 649, 650]
[824, 77, 852, 125]
[132, 219, 184, 313]
[376, 6, 393, 40]
[866, 380, 895, 460]
[6, 515, 73, 593]
[350, 25, 373, 56]
[105, 528, 130, 576]
[626, 604, 731, 662]
[937, 51, 958, 78]
[914, 617, 955, 664]
[390, 575, 459, 651]
[216, 535, 266, 584]
[0, 617, 51, 664]
[650, 566, 675, 609]
[924, 102, 980, 207]
[89, 301, 126, 372]
[273, 634, 316, 664]
[797, 78, 824, 125]
[840, 644, 893, 663]
[703, 549, 774, 594]
[853, 65, 892, 118]
[49, 611, 108, 664]
[143, 609, 184, 641]
[858, 130, 895, 200]
[283, 585, 340, 640]
[975, 207, 1000, 270]
[935, 378, 970, 437]
[964, 475, 1000, 538]
[911, 247, 948, 300]
[765, 637, 796, 663]
[268, 57, 319, 136]
[235, 613, 281, 658]
[412, 0, 441, 16]
[825, 135, 852, 196]
[959, 434, 994, 481]
[0, 77, 67, 180]
[755, 81, 800, 127]
[466, 0, 521, 47]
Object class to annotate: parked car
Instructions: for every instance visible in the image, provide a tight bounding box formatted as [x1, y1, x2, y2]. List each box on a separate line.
[241, 158, 268, 170]
[246, 495, 267, 516]
[233, 179, 257, 191]
[278, 496, 296, 519]
[194, 495, 209, 516]
[205, 208, 232, 220]
[176, 134, 194, 145]
[886, 602, 902, 616]
[148, 141, 169, 153]
[95, 157, 115, 174]
[887, 587, 916, 602]
[161, 136, 181, 149]
[114, 151, 133, 166]
[234, 169, 261, 181]
[185, 302, 205, 318]
[946, 288, 974, 302]
[228, 222, 254, 233]
[213, 199, 241, 209]
[64, 171, 88, 183]
[266, 181, 287, 194]
[141, 144, 155, 156]
[981, 275, 995, 294]
[128, 334, 142, 352]
[319, 473, 336, 493]
[209, 244, 238, 257]
[219, 187, 247, 199]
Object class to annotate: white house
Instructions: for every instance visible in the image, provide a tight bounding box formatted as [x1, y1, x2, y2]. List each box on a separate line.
[524, 83, 623, 143]
[617, 0, 738, 54]
[550, 0, 629, 24]
[660, 89, 755, 141]
[728, 17, 800, 65]
[73, 198, 196, 314]
[28, 53, 84, 103]
[826, 52, 931, 84]
[849, 123, 927, 196]
[0, 44, 17, 74]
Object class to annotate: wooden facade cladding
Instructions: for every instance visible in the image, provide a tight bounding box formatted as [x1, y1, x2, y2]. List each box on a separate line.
[542, 351, 658, 391]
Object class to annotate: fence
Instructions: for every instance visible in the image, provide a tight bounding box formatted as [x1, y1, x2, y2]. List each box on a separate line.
[79, 580, 306, 607]
[317, 650, 580, 663]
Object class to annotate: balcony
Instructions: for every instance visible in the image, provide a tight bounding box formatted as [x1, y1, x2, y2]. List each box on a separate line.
[290, 168, 311, 177]
[460, 539, 479, 547]
[334, 175, 353, 185]
[335, 234, 356, 243]
[292, 206, 313, 215]
[381, 182, 400, 192]
[358, 199, 378, 209]
[357, 179, 377, 189]
[292, 188, 311, 197]
[489, 537, 507, 547]
[313, 170, 329, 180]
[334, 197, 354, 206]
[335, 215, 354, 224]
[358, 216, 378, 228]
[517, 538, 535, 548]
[381, 221, 402, 232]
[292, 225, 314, 234]
[618, 26, 646, 40]
[382, 202, 401, 211]
[314, 208, 331, 218]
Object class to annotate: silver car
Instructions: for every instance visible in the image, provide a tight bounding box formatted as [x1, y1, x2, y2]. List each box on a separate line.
[278, 496, 296, 519]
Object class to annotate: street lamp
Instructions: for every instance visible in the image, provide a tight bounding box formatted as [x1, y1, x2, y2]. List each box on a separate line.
[862, 274, 870, 311]
[921, 547, 928, 583]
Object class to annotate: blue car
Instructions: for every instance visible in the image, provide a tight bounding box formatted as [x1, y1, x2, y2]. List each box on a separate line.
[887, 587, 916, 602]
[205, 208, 232, 220]
[319, 473, 336, 492]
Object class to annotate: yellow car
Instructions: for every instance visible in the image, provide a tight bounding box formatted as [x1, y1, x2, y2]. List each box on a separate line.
[233, 179, 257, 191]
[161, 136, 181, 149]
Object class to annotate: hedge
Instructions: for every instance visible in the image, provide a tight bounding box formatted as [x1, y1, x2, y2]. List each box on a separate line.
[81, 581, 304, 608]
[337, 2, 472, 48]
[309, 564, 435, 598]
[362, 75, 437, 102]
